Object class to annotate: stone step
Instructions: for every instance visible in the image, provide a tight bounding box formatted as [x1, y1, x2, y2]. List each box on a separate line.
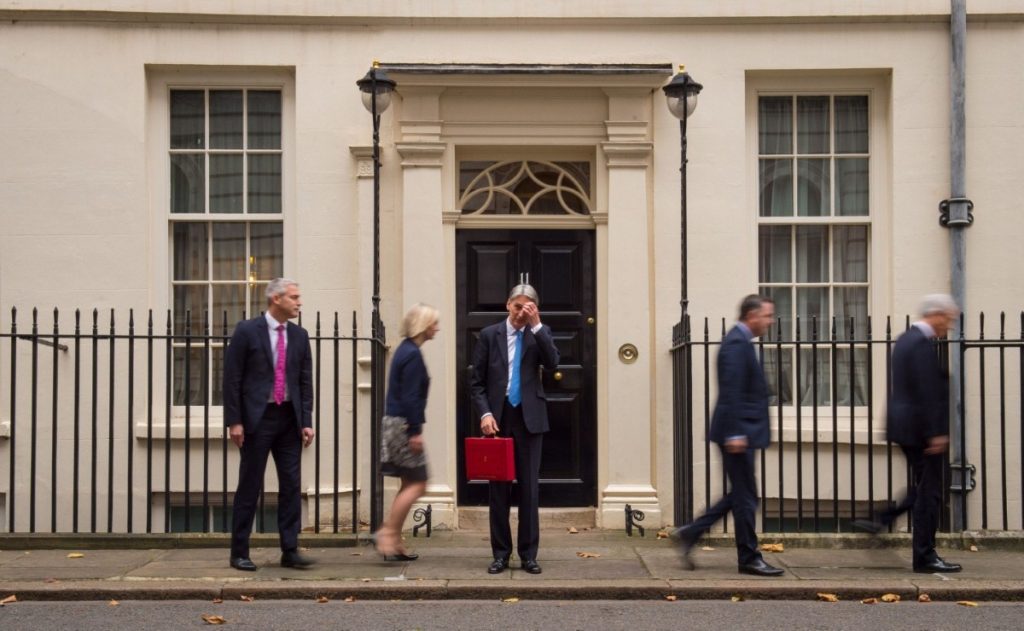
[457, 506, 597, 531]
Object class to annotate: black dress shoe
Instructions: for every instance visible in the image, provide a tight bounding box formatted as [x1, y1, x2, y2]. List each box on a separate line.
[851, 519, 884, 535]
[383, 551, 420, 562]
[669, 527, 697, 570]
[738, 558, 784, 577]
[281, 550, 316, 569]
[230, 556, 257, 572]
[914, 557, 962, 573]
[520, 560, 542, 574]
[487, 557, 510, 574]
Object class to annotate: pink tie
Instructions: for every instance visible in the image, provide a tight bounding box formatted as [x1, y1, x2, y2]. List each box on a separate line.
[274, 324, 286, 405]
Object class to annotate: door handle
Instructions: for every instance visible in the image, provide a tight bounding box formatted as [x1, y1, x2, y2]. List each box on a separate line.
[587, 317, 595, 325]
[553, 371, 563, 381]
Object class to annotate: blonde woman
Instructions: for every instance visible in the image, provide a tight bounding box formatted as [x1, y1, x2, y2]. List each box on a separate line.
[375, 303, 440, 561]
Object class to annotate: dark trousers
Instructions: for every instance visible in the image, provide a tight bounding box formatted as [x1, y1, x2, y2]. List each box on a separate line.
[682, 446, 760, 566]
[230, 404, 303, 559]
[489, 399, 544, 562]
[878, 445, 943, 566]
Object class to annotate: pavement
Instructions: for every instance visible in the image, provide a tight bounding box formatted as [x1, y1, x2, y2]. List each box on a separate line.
[0, 529, 1022, 602]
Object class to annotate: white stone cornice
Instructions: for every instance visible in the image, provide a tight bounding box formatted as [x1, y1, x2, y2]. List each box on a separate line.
[452, 214, 597, 229]
[349, 145, 374, 178]
[601, 141, 653, 167]
[605, 120, 650, 143]
[396, 142, 446, 167]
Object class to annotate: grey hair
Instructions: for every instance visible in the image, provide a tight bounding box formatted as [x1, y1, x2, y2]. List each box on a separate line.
[919, 293, 959, 317]
[508, 283, 539, 306]
[266, 278, 298, 303]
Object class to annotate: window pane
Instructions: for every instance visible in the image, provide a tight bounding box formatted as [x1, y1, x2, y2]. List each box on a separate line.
[796, 226, 828, 282]
[209, 154, 243, 213]
[170, 90, 204, 149]
[835, 157, 869, 216]
[833, 225, 869, 282]
[762, 347, 793, 406]
[173, 285, 207, 336]
[248, 90, 282, 150]
[835, 348, 868, 406]
[835, 95, 868, 154]
[249, 283, 268, 318]
[758, 226, 792, 283]
[797, 158, 830, 217]
[172, 222, 208, 280]
[761, 286, 792, 341]
[250, 223, 284, 280]
[797, 348, 830, 406]
[796, 287, 827, 339]
[173, 348, 206, 406]
[759, 159, 793, 217]
[758, 96, 792, 155]
[796, 96, 829, 154]
[210, 90, 243, 149]
[248, 154, 281, 213]
[834, 287, 868, 340]
[211, 347, 225, 406]
[212, 223, 246, 280]
[170, 154, 205, 213]
[212, 283, 247, 330]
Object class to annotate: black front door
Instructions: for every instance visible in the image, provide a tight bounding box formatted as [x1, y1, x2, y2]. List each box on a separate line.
[456, 229, 596, 507]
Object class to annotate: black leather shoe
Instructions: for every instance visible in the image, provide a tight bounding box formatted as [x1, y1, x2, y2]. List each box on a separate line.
[487, 557, 510, 574]
[914, 557, 962, 573]
[521, 559, 542, 574]
[738, 558, 784, 577]
[230, 556, 257, 572]
[851, 519, 884, 535]
[281, 550, 316, 569]
[384, 551, 420, 562]
[669, 527, 697, 570]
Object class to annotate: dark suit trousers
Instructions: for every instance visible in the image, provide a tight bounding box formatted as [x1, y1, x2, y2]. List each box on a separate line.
[231, 404, 303, 558]
[683, 446, 761, 566]
[489, 399, 543, 562]
[878, 446, 943, 565]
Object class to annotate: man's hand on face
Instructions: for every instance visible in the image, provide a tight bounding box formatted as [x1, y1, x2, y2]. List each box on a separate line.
[522, 302, 541, 328]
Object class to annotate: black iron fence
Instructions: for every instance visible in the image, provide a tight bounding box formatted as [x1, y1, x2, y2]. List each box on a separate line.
[671, 312, 1024, 533]
[0, 307, 385, 534]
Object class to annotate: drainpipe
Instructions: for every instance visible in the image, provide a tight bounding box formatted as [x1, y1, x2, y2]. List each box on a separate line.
[941, 0, 974, 532]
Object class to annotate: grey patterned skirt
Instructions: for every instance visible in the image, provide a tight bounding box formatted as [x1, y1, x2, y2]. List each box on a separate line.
[380, 415, 428, 481]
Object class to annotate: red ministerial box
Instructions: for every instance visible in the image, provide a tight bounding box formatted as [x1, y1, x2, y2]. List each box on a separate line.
[464, 437, 516, 482]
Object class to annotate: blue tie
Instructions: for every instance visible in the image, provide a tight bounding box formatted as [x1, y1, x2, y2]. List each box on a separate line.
[508, 329, 523, 407]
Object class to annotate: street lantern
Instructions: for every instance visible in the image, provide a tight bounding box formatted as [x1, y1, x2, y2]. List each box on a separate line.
[356, 61, 396, 534]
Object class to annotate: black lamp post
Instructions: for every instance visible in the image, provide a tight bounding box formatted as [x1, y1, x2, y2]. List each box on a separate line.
[662, 66, 702, 529]
[356, 61, 396, 533]
[662, 66, 703, 323]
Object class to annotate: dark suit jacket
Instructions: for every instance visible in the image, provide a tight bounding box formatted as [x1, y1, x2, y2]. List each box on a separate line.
[223, 316, 313, 434]
[887, 325, 949, 447]
[708, 324, 771, 449]
[384, 337, 430, 436]
[470, 320, 560, 434]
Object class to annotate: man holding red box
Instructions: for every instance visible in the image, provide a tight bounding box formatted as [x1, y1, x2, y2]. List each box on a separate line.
[470, 284, 560, 575]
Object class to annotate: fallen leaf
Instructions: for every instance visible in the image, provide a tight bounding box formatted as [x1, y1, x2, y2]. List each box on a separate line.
[731, 594, 745, 602]
[361, 578, 372, 582]
[43, 578, 59, 584]
[212, 598, 223, 604]
[344, 596, 356, 603]
[201, 614, 227, 625]
[502, 597, 520, 603]
[861, 597, 879, 604]
[567, 526, 578, 534]
[350, 552, 362, 556]
[880, 593, 900, 603]
[316, 596, 329, 603]
[108, 600, 119, 606]
[576, 551, 601, 559]
[664, 594, 678, 601]
[1, 595, 17, 606]
[656, 530, 669, 539]
[817, 592, 839, 602]
[918, 594, 932, 603]
[239, 594, 254, 602]
[701, 546, 715, 551]
[969, 545, 978, 552]
[761, 543, 784, 553]
[67, 552, 85, 559]
[956, 601, 979, 607]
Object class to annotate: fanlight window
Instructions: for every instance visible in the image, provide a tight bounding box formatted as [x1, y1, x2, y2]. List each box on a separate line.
[459, 160, 592, 215]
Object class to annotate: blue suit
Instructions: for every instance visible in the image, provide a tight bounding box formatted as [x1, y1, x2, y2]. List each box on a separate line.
[682, 324, 771, 565]
[470, 320, 559, 562]
[223, 316, 313, 558]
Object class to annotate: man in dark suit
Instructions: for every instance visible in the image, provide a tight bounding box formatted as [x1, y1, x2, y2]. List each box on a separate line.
[672, 294, 783, 577]
[470, 284, 560, 575]
[224, 278, 315, 571]
[853, 294, 962, 573]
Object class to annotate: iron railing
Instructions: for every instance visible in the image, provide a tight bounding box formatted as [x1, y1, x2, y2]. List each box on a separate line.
[0, 307, 385, 534]
[671, 312, 1023, 533]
